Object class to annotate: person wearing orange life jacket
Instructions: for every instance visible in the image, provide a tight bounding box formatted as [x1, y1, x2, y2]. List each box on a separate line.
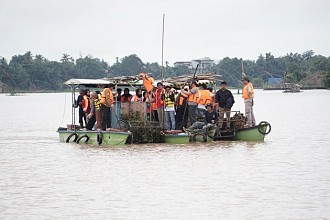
[197, 84, 213, 117]
[131, 88, 143, 102]
[175, 85, 189, 130]
[76, 89, 87, 128]
[139, 72, 154, 93]
[154, 82, 165, 128]
[150, 88, 159, 121]
[82, 89, 91, 125]
[242, 76, 255, 127]
[181, 81, 199, 125]
[120, 88, 133, 102]
[100, 84, 114, 130]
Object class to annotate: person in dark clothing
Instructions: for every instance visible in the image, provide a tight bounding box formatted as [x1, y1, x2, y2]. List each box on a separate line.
[175, 86, 189, 130]
[76, 89, 87, 128]
[215, 81, 235, 129]
[183, 103, 218, 133]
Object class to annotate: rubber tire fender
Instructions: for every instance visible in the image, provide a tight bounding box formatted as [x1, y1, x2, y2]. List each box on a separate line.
[192, 133, 207, 142]
[66, 133, 78, 143]
[258, 121, 271, 135]
[76, 134, 89, 144]
[97, 132, 103, 145]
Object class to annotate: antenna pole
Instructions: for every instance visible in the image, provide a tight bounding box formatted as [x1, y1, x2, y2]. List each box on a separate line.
[161, 13, 165, 82]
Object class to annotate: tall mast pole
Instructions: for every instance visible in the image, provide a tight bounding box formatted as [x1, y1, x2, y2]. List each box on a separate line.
[161, 13, 165, 82]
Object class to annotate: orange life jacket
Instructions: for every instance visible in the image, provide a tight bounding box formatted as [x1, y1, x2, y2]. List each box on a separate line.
[155, 88, 164, 108]
[100, 88, 113, 107]
[187, 87, 199, 103]
[198, 90, 212, 105]
[143, 76, 154, 92]
[177, 92, 187, 106]
[242, 82, 254, 99]
[82, 95, 91, 113]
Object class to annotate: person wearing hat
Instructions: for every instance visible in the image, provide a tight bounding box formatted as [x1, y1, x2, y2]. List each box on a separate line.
[242, 77, 255, 127]
[215, 81, 235, 129]
[183, 103, 218, 133]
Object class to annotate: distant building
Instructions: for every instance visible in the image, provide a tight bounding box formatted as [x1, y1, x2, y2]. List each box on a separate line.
[174, 57, 214, 73]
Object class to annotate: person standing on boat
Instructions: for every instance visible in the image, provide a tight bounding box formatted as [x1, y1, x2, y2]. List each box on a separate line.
[181, 81, 199, 126]
[131, 89, 143, 102]
[242, 77, 256, 127]
[76, 89, 87, 128]
[100, 84, 114, 130]
[175, 85, 189, 130]
[198, 84, 213, 118]
[86, 91, 102, 130]
[215, 81, 235, 129]
[120, 88, 133, 102]
[82, 89, 91, 125]
[116, 88, 122, 102]
[164, 86, 176, 130]
[154, 82, 165, 128]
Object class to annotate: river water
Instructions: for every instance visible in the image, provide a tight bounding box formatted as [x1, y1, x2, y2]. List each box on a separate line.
[1, 89, 330, 220]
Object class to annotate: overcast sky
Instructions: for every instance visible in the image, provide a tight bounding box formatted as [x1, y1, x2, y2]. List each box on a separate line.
[1, 0, 329, 65]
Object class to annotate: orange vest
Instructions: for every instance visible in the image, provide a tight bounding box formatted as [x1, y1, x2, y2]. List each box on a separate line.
[155, 88, 164, 108]
[143, 77, 154, 92]
[242, 82, 254, 99]
[177, 92, 187, 106]
[82, 95, 91, 113]
[198, 90, 212, 105]
[187, 87, 199, 103]
[100, 88, 113, 107]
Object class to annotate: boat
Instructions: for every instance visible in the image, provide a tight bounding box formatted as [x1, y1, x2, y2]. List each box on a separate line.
[162, 111, 271, 143]
[283, 83, 301, 93]
[57, 78, 131, 146]
[58, 127, 131, 145]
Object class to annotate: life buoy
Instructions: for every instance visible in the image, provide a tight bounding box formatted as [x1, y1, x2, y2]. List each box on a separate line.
[97, 132, 103, 145]
[258, 121, 271, 135]
[76, 134, 89, 144]
[192, 133, 207, 142]
[66, 133, 78, 143]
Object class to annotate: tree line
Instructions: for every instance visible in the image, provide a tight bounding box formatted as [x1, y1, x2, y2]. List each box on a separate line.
[0, 50, 329, 91]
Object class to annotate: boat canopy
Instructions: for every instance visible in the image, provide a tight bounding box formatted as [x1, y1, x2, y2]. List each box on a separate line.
[65, 78, 111, 87]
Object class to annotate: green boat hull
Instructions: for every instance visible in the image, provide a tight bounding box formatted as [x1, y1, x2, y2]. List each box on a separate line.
[235, 124, 268, 141]
[162, 133, 190, 144]
[58, 128, 130, 145]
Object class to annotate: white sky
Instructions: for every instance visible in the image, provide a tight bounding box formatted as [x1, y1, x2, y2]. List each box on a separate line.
[1, 0, 329, 65]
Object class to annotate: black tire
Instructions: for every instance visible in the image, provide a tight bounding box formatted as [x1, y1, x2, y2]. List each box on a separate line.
[66, 133, 78, 143]
[192, 133, 207, 142]
[97, 132, 103, 145]
[207, 127, 217, 139]
[76, 134, 89, 144]
[258, 121, 271, 135]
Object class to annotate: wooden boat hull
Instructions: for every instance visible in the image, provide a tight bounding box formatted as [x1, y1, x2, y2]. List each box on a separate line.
[58, 128, 130, 145]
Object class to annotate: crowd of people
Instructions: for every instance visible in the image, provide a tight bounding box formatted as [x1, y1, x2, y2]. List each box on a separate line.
[75, 74, 255, 132]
